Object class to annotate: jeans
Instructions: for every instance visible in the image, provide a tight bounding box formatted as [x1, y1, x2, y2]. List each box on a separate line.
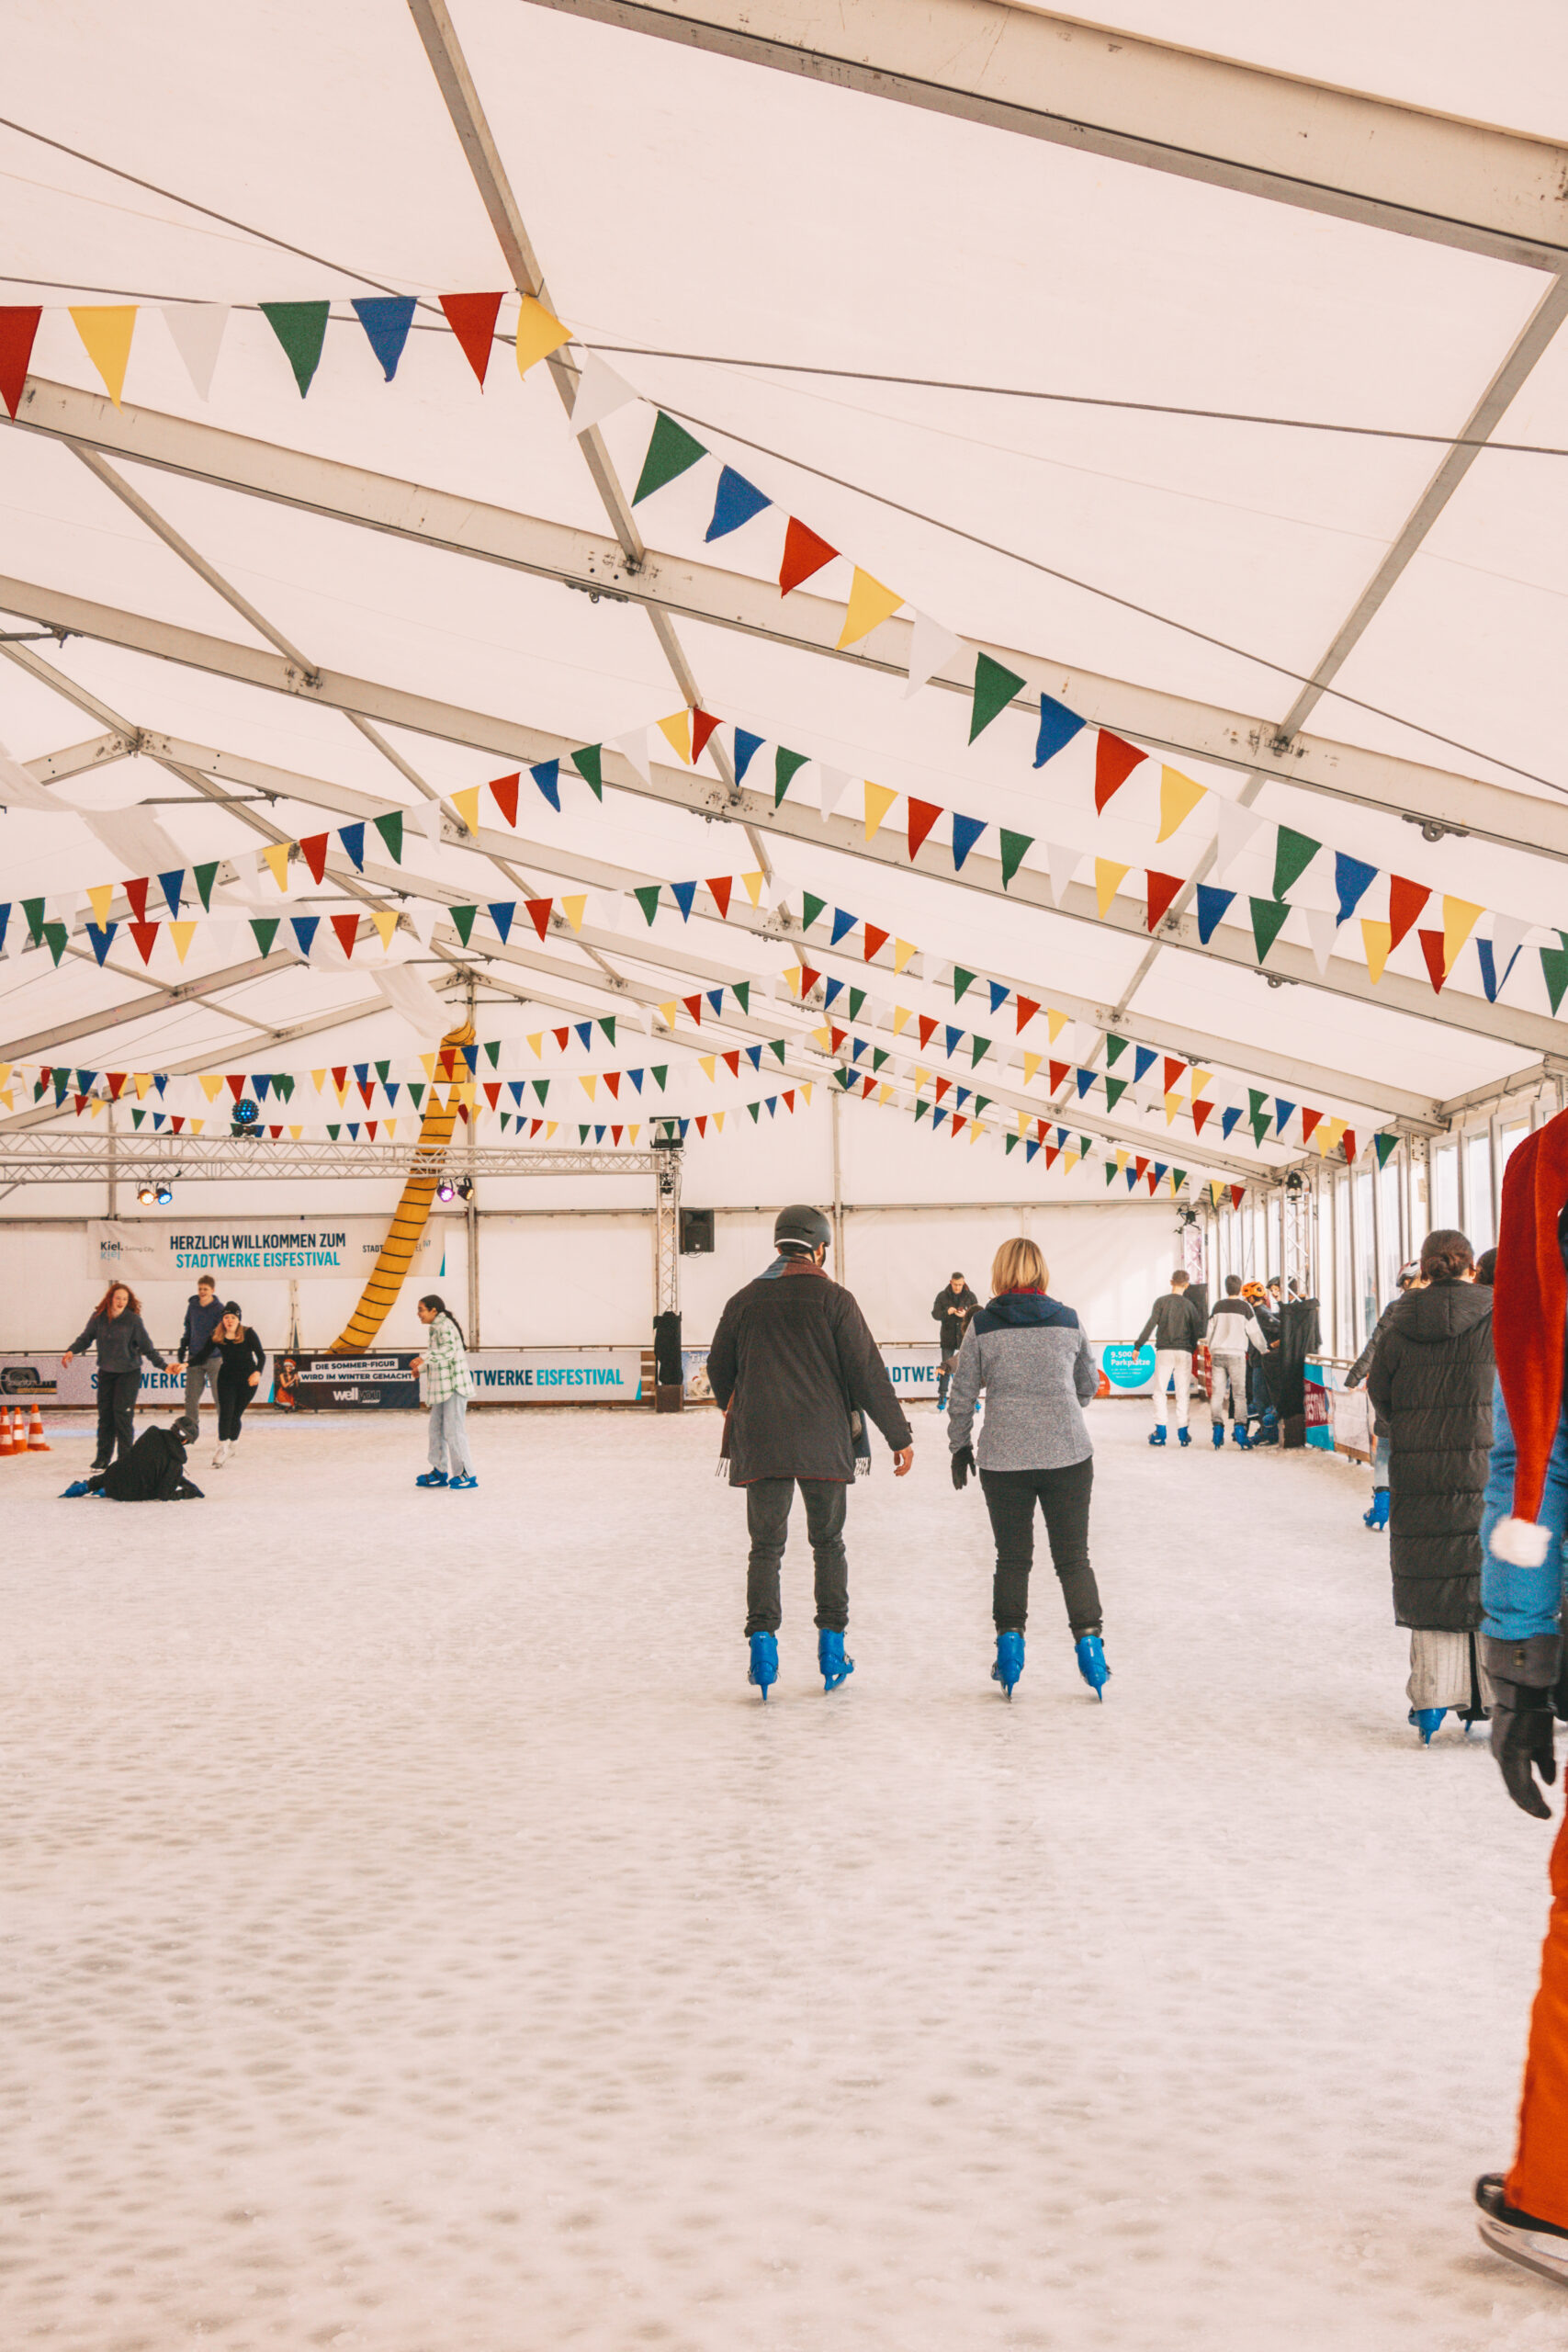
[182, 1356, 216, 1421]
[977, 1456, 1100, 1635]
[1209, 1354, 1248, 1425]
[216, 1368, 254, 1442]
[95, 1368, 140, 1464]
[744, 1477, 849, 1634]
[1152, 1349, 1190, 1429]
[428, 1395, 473, 1476]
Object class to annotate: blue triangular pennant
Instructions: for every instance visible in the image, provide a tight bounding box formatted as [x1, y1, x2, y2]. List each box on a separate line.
[1133, 1046, 1157, 1084]
[1196, 885, 1235, 944]
[987, 981, 1010, 1013]
[1334, 852, 1378, 927]
[951, 812, 987, 870]
[575, 1023, 593, 1051]
[489, 902, 515, 944]
[290, 915, 319, 956]
[671, 880, 697, 922]
[1274, 1099, 1296, 1133]
[531, 760, 561, 811]
[338, 821, 366, 871]
[705, 464, 772, 541]
[1222, 1106, 1242, 1140]
[822, 977, 843, 1009]
[829, 908, 858, 946]
[157, 868, 185, 917]
[85, 922, 117, 965]
[1034, 693, 1087, 767]
[351, 295, 417, 380]
[746, 1045, 762, 1070]
[946, 1026, 964, 1057]
[733, 728, 763, 784]
[1076, 1069, 1098, 1098]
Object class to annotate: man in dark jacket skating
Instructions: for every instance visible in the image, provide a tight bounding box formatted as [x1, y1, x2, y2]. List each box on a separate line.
[707, 1204, 913, 1699]
[176, 1273, 226, 1434]
[1134, 1271, 1203, 1447]
[932, 1272, 978, 1409]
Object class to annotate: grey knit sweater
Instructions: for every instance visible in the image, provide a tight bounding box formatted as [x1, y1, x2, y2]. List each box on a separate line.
[946, 1292, 1098, 1472]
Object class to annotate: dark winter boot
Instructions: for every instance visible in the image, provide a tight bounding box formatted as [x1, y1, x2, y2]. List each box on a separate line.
[1212, 1422, 1224, 1449]
[992, 1629, 1025, 1698]
[1475, 2176, 1568, 2284]
[1364, 1488, 1389, 1531]
[1076, 1634, 1111, 1699]
[1147, 1425, 1166, 1447]
[1232, 1424, 1252, 1449]
[748, 1631, 779, 1701]
[1177, 1425, 1190, 1448]
[818, 1629, 854, 1692]
[1258, 1408, 1279, 1445]
[1409, 1705, 1446, 1745]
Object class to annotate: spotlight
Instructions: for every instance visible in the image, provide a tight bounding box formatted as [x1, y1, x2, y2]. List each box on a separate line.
[137, 1182, 155, 1205]
[436, 1176, 456, 1203]
[156, 1182, 173, 1206]
[455, 1175, 475, 1204]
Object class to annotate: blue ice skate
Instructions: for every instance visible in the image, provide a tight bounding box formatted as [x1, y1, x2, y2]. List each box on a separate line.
[1076, 1634, 1111, 1699]
[818, 1629, 854, 1692]
[1232, 1425, 1253, 1450]
[1257, 1408, 1280, 1446]
[992, 1629, 1025, 1698]
[446, 1472, 478, 1490]
[61, 1478, 94, 1498]
[1177, 1426, 1191, 1448]
[1409, 1705, 1446, 1745]
[1212, 1422, 1224, 1449]
[1364, 1488, 1390, 1531]
[1147, 1425, 1166, 1447]
[415, 1468, 448, 1487]
[748, 1631, 778, 1701]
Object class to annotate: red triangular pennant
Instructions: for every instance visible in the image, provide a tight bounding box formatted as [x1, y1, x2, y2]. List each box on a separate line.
[1342, 1129, 1357, 1166]
[604, 1071, 621, 1099]
[1417, 928, 1447, 993]
[908, 799, 942, 861]
[525, 898, 553, 940]
[489, 772, 520, 828]
[1094, 730, 1146, 812]
[682, 994, 704, 1024]
[779, 516, 838, 596]
[918, 1015, 939, 1051]
[330, 913, 359, 959]
[1162, 1057, 1187, 1093]
[125, 876, 150, 922]
[722, 1051, 740, 1078]
[1301, 1107, 1322, 1143]
[359, 1081, 375, 1106]
[1044, 1145, 1060, 1170]
[0, 306, 42, 421]
[1134, 1156, 1149, 1182]
[439, 292, 505, 387]
[226, 1074, 245, 1101]
[483, 1082, 501, 1111]
[798, 963, 821, 1000]
[691, 709, 721, 763]
[299, 831, 330, 885]
[129, 922, 159, 964]
[705, 876, 733, 919]
[1048, 1060, 1070, 1092]
[1191, 1099, 1213, 1136]
[332, 1066, 348, 1090]
[829, 1028, 847, 1054]
[863, 923, 890, 962]
[1145, 872, 1184, 932]
[552, 1029, 570, 1052]
[934, 1077, 952, 1102]
[107, 1073, 127, 1100]
[695, 1115, 708, 1137]
[951, 1114, 966, 1136]
[1230, 1184, 1245, 1210]
[1014, 997, 1040, 1034]
[1388, 876, 1430, 952]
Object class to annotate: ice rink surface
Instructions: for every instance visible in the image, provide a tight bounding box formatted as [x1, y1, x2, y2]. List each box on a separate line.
[5, 1399, 1567, 2350]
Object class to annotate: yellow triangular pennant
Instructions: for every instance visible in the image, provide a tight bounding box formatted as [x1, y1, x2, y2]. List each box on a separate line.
[1164, 1091, 1181, 1125]
[580, 1074, 597, 1101]
[800, 1082, 813, 1105]
[418, 1055, 434, 1081]
[1114, 1148, 1129, 1175]
[893, 939, 917, 973]
[863, 781, 897, 842]
[70, 305, 137, 406]
[1094, 859, 1129, 918]
[1362, 918, 1393, 985]
[836, 567, 903, 650]
[1190, 1068, 1213, 1095]
[1156, 765, 1207, 843]
[891, 1006, 912, 1036]
[86, 882, 116, 928]
[1046, 1008, 1068, 1042]
[371, 910, 399, 952]
[168, 921, 197, 962]
[559, 895, 587, 933]
[199, 1074, 223, 1102]
[659, 1001, 678, 1030]
[526, 1034, 543, 1059]
[262, 842, 290, 892]
[628, 1125, 640, 1145]
[289, 1125, 303, 1140]
[657, 708, 693, 764]
[740, 871, 765, 907]
[700, 1056, 716, 1082]
[1443, 895, 1483, 974]
[811, 1026, 833, 1049]
[1021, 1052, 1041, 1086]
[132, 1072, 151, 1100]
[514, 296, 572, 377]
[451, 786, 481, 836]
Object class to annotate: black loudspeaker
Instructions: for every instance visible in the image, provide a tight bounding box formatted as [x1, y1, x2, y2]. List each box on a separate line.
[680, 1208, 715, 1254]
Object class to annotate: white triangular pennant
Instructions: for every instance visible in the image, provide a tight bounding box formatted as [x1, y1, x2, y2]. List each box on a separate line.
[611, 727, 652, 785]
[1304, 908, 1337, 976]
[1490, 912, 1530, 982]
[161, 303, 229, 401]
[1215, 798, 1265, 882]
[903, 610, 963, 698]
[818, 765, 854, 820]
[1045, 842, 1082, 908]
[571, 349, 640, 438]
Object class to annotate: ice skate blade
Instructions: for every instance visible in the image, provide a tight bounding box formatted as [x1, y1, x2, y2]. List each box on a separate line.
[1478, 2210, 1568, 2286]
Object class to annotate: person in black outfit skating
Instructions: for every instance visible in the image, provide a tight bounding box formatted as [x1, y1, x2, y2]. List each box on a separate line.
[209, 1303, 265, 1468]
[931, 1272, 978, 1409]
[62, 1282, 167, 1469]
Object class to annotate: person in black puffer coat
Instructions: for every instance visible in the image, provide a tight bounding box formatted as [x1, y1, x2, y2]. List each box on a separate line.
[63, 1421, 203, 1500]
[1367, 1227, 1495, 1742]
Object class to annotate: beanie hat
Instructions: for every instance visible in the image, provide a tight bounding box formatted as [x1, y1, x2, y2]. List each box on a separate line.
[1490, 1105, 1568, 1568]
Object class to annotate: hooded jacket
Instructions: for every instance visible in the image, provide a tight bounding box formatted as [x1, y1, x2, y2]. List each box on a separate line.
[707, 1258, 911, 1485]
[1367, 1278, 1495, 1629]
[947, 1291, 1098, 1473]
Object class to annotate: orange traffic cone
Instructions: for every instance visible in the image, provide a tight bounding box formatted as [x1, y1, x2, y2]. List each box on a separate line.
[27, 1399, 51, 1452]
[0, 1409, 14, 1459]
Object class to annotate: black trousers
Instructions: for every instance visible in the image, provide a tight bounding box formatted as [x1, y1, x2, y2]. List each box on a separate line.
[744, 1477, 849, 1634]
[95, 1368, 140, 1465]
[216, 1368, 254, 1442]
[977, 1457, 1100, 1636]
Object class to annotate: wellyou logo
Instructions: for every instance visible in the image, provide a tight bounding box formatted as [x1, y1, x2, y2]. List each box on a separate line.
[1100, 1344, 1156, 1392]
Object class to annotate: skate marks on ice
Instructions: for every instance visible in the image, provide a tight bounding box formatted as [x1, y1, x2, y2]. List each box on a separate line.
[1, 1407, 1564, 2348]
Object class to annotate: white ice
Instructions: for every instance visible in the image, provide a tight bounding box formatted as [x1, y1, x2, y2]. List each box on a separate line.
[6, 1402, 1567, 2349]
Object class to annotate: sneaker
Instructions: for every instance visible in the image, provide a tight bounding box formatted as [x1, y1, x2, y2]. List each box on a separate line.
[1475, 2175, 1568, 2284]
[415, 1468, 448, 1487]
[446, 1472, 478, 1490]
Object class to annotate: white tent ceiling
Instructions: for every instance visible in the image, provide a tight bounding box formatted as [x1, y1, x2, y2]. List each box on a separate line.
[2, 0, 1566, 1192]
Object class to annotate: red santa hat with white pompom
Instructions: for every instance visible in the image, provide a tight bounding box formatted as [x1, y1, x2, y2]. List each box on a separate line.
[1491, 1104, 1568, 1568]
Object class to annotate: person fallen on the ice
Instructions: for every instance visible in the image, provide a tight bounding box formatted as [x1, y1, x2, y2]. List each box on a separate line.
[1134, 1271, 1202, 1447]
[707, 1203, 913, 1702]
[1204, 1276, 1265, 1451]
[931, 1272, 978, 1410]
[62, 1420, 203, 1500]
[1473, 1106, 1568, 2283]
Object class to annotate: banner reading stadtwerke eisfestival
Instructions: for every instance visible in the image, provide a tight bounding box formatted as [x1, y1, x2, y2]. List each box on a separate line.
[89, 1218, 441, 1283]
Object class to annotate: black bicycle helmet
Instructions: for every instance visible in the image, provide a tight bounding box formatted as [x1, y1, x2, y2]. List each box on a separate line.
[773, 1204, 831, 1257]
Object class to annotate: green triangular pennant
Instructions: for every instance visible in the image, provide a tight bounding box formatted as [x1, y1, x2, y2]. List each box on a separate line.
[598, 1018, 616, 1047]
[327, 1123, 341, 1140]
[408, 1082, 424, 1109]
[633, 886, 661, 926]
[651, 1067, 667, 1091]
[848, 988, 866, 1022]
[43, 922, 67, 966]
[970, 1035, 990, 1067]
[633, 411, 707, 503]
[131, 1106, 145, 1129]
[970, 650, 1027, 743]
[1249, 896, 1292, 963]
[533, 1080, 550, 1104]
[774, 747, 809, 807]
[276, 1075, 295, 1102]
[1272, 826, 1321, 900]
[483, 1040, 501, 1068]
[1005, 1132, 1018, 1154]
[872, 1047, 889, 1071]
[768, 1040, 786, 1065]
[22, 896, 44, 945]
[375, 1060, 390, 1082]
[372, 810, 403, 864]
[250, 917, 280, 956]
[193, 861, 219, 910]
[748, 1100, 761, 1123]
[1540, 933, 1568, 1015]
[1373, 1131, 1399, 1169]
[260, 300, 331, 397]
[952, 967, 976, 1003]
[914, 1099, 930, 1121]
[1105, 1077, 1127, 1110]
[1105, 1035, 1128, 1067]
[1105, 1161, 1117, 1186]
[1171, 1170, 1186, 1192]
[570, 745, 604, 799]
[731, 981, 750, 1013]
[450, 905, 478, 945]
[801, 894, 827, 931]
[998, 829, 1033, 888]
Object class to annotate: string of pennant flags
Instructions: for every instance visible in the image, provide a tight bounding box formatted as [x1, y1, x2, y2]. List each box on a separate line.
[3, 286, 1554, 1012]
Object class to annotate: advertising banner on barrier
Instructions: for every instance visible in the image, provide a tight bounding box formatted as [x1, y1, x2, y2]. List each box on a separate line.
[468, 1351, 643, 1402]
[272, 1351, 420, 1409]
[1100, 1344, 1156, 1396]
[88, 1218, 442, 1283]
[679, 1343, 942, 1404]
[0, 1353, 195, 1408]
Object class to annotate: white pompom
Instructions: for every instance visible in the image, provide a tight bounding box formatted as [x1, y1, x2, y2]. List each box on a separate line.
[1490, 1517, 1553, 1568]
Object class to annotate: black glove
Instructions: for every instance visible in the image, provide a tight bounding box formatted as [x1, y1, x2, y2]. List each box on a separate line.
[951, 1444, 974, 1491]
[1485, 1634, 1562, 1820]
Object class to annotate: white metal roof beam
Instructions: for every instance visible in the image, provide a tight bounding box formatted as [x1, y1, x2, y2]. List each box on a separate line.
[0, 571, 1551, 1061]
[9, 378, 1558, 860]
[518, 0, 1568, 267]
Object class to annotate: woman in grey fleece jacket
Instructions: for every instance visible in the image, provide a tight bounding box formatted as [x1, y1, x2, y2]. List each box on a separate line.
[947, 1236, 1110, 1701]
[63, 1281, 167, 1470]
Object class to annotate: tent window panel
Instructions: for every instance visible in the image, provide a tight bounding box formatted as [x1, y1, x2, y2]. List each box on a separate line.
[1466, 1132, 1495, 1253]
[1319, 1179, 1337, 1355]
[1378, 1155, 1402, 1302]
[1335, 1171, 1354, 1358]
[1431, 1142, 1459, 1232]
[1355, 1169, 1377, 1351]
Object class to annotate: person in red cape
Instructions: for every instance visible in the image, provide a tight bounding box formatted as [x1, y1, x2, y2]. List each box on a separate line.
[1474, 1105, 1568, 2283]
